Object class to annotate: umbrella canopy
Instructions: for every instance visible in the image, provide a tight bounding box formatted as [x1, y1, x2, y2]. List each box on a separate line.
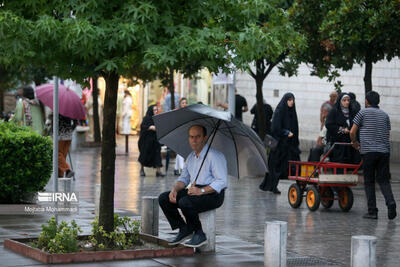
[36, 83, 86, 120]
[153, 104, 268, 178]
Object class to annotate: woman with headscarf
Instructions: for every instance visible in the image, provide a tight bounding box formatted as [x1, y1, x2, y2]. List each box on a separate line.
[325, 93, 359, 165]
[138, 105, 164, 177]
[12, 86, 46, 135]
[259, 93, 300, 194]
[174, 98, 187, 175]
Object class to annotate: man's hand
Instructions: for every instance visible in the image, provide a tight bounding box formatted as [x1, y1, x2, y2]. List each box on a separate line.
[169, 189, 177, 203]
[188, 185, 202, 196]
[149, 125, 156, 131]
[288, 131, 294, 138]
[352, 140, 360, 151]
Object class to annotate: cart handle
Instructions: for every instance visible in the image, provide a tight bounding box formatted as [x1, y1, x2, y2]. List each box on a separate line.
[320, 142, 354, 163]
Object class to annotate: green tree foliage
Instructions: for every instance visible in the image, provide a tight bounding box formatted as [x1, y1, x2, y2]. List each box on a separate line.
[0, 0, 293, 231]
[291, 0, 400, 94]
[226, 0, 305, 139]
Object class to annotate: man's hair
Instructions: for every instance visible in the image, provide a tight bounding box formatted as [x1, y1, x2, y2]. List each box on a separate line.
[366, 91, 380, 106]
[189, 124, 207, 137]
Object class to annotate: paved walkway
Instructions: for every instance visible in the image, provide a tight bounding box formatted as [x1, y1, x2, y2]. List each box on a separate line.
[1, 135, 400, 266]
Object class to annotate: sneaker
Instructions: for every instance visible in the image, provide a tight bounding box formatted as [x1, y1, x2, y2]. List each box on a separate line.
[184, 231, 207, 248]
[363, 213, 378, 219]
[140, 169, 146, 177]
[388, 204, 397, 220]
[168, 226, 194, 245]
[65, 169, 74, 178]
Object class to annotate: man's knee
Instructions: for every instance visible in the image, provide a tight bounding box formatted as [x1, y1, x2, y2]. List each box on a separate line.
[178, 196, 194, 211]
[158, 191, 170, 206]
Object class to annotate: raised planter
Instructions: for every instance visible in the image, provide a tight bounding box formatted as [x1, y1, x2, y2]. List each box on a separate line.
[4, 233, 194, 264]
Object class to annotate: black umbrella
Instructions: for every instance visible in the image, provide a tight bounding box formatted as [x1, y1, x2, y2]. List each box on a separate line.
[153, 104, 268, 178]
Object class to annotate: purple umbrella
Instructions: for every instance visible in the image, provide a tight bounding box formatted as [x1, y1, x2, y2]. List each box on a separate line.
[36, 83, 86, 120]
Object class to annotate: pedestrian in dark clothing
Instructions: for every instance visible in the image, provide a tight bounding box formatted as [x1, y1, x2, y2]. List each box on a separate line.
[138, 105, 164, 177]
[216, 92, 248, 121]
[259, 92, 300, 194]
[348, 92, 361, 114]
[250, 100, 273, 135]
[325, 93, 359, 165]
[350, 91, 396, 220]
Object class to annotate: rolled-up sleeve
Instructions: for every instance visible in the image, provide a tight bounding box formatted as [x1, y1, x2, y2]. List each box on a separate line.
[208, 152, 228, 193]
[177, 157, 190, 186]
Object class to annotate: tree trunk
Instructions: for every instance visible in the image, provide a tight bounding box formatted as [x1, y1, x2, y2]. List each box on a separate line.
[364, 50, 373, 94]
[169, 70, 175, 110]
[99, 71, 119, 233]
[92, 76, 101, 142]
[255, 59, 267, 140]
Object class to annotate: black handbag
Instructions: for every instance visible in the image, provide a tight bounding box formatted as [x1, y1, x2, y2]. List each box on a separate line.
[264, 134, 278, 150]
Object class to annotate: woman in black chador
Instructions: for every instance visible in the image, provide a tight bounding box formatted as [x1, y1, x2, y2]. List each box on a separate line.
[138, 105, 164, 177]
[325, 93, 359, 166]
[259, 93, 300, 194]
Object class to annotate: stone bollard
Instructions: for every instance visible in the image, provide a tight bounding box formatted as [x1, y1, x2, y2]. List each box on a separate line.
[141, 196, 159, 236]
[198, 209, 216, 252]
[95, 184, 100, 217]
[264, 221, 287, 267]
[351, 235, 376, 267]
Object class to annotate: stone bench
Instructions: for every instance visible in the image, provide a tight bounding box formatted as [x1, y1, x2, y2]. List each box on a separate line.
[198, 209, 216, 252]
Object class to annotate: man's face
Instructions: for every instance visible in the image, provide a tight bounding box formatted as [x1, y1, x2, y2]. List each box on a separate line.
[188, 126, 207, 154]
[330, 92, 338, 103]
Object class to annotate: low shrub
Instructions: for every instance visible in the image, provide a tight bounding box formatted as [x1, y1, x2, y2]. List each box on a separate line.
[33, 217, 82, 253]
[0, 122, 52, 203]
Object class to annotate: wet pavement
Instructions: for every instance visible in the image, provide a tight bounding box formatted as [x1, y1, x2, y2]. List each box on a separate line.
[1, 135, 400, 266]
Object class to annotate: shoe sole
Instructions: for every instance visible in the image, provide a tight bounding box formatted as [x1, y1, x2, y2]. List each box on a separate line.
[168, 233, 193, 246]
[183, 239, 207, 248]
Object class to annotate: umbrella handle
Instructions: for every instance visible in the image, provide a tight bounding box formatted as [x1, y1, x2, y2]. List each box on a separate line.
[193, 119, 221, 184]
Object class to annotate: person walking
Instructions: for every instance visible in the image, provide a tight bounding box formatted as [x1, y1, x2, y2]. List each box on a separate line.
[121, 90, 133, 135]
[174, 98, 188, 175]
[57, 114, 77, 178]
[250, 99, 273, 135]
[259, 92, 300, 194]
[158, 125, 227, 247]
[325, 93, 359, 166]
[12, 86, 46, 135]
[350, 91, 396, 220]
[138, 105, 164, 177]
[216, 90, 248, 121]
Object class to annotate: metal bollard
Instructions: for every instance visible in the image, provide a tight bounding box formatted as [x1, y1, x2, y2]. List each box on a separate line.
[264, 221, 287, 267]
[95, 184, 100, 217]
[351, 235, 376, 267]
[141, 196, 159, 236]
[198, 209, 216, 252]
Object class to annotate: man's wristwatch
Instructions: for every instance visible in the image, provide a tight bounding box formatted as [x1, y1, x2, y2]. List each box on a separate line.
[201, 188, 205, 194]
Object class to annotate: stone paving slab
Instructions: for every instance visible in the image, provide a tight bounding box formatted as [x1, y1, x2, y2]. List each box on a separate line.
[1, 135, 400, 266]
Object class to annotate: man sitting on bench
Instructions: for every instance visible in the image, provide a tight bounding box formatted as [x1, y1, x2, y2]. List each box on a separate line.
[158, 125, 227, 248]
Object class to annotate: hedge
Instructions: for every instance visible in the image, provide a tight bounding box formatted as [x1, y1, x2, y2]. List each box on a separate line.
[0, 122, 52, 203]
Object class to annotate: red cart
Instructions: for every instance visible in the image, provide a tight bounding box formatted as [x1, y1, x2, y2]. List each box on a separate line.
[287, 143, 362, 212]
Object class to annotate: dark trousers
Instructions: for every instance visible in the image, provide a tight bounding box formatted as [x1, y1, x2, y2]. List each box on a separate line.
[158, 188, 224, 232]
[363, 152, 396, 214]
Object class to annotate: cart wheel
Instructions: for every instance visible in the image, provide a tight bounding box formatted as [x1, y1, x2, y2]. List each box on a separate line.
[306, 186, 320, 211]
[338, 187, 354, 212]
[288, 184, 303, 208]
[321, 186, 334, 209]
